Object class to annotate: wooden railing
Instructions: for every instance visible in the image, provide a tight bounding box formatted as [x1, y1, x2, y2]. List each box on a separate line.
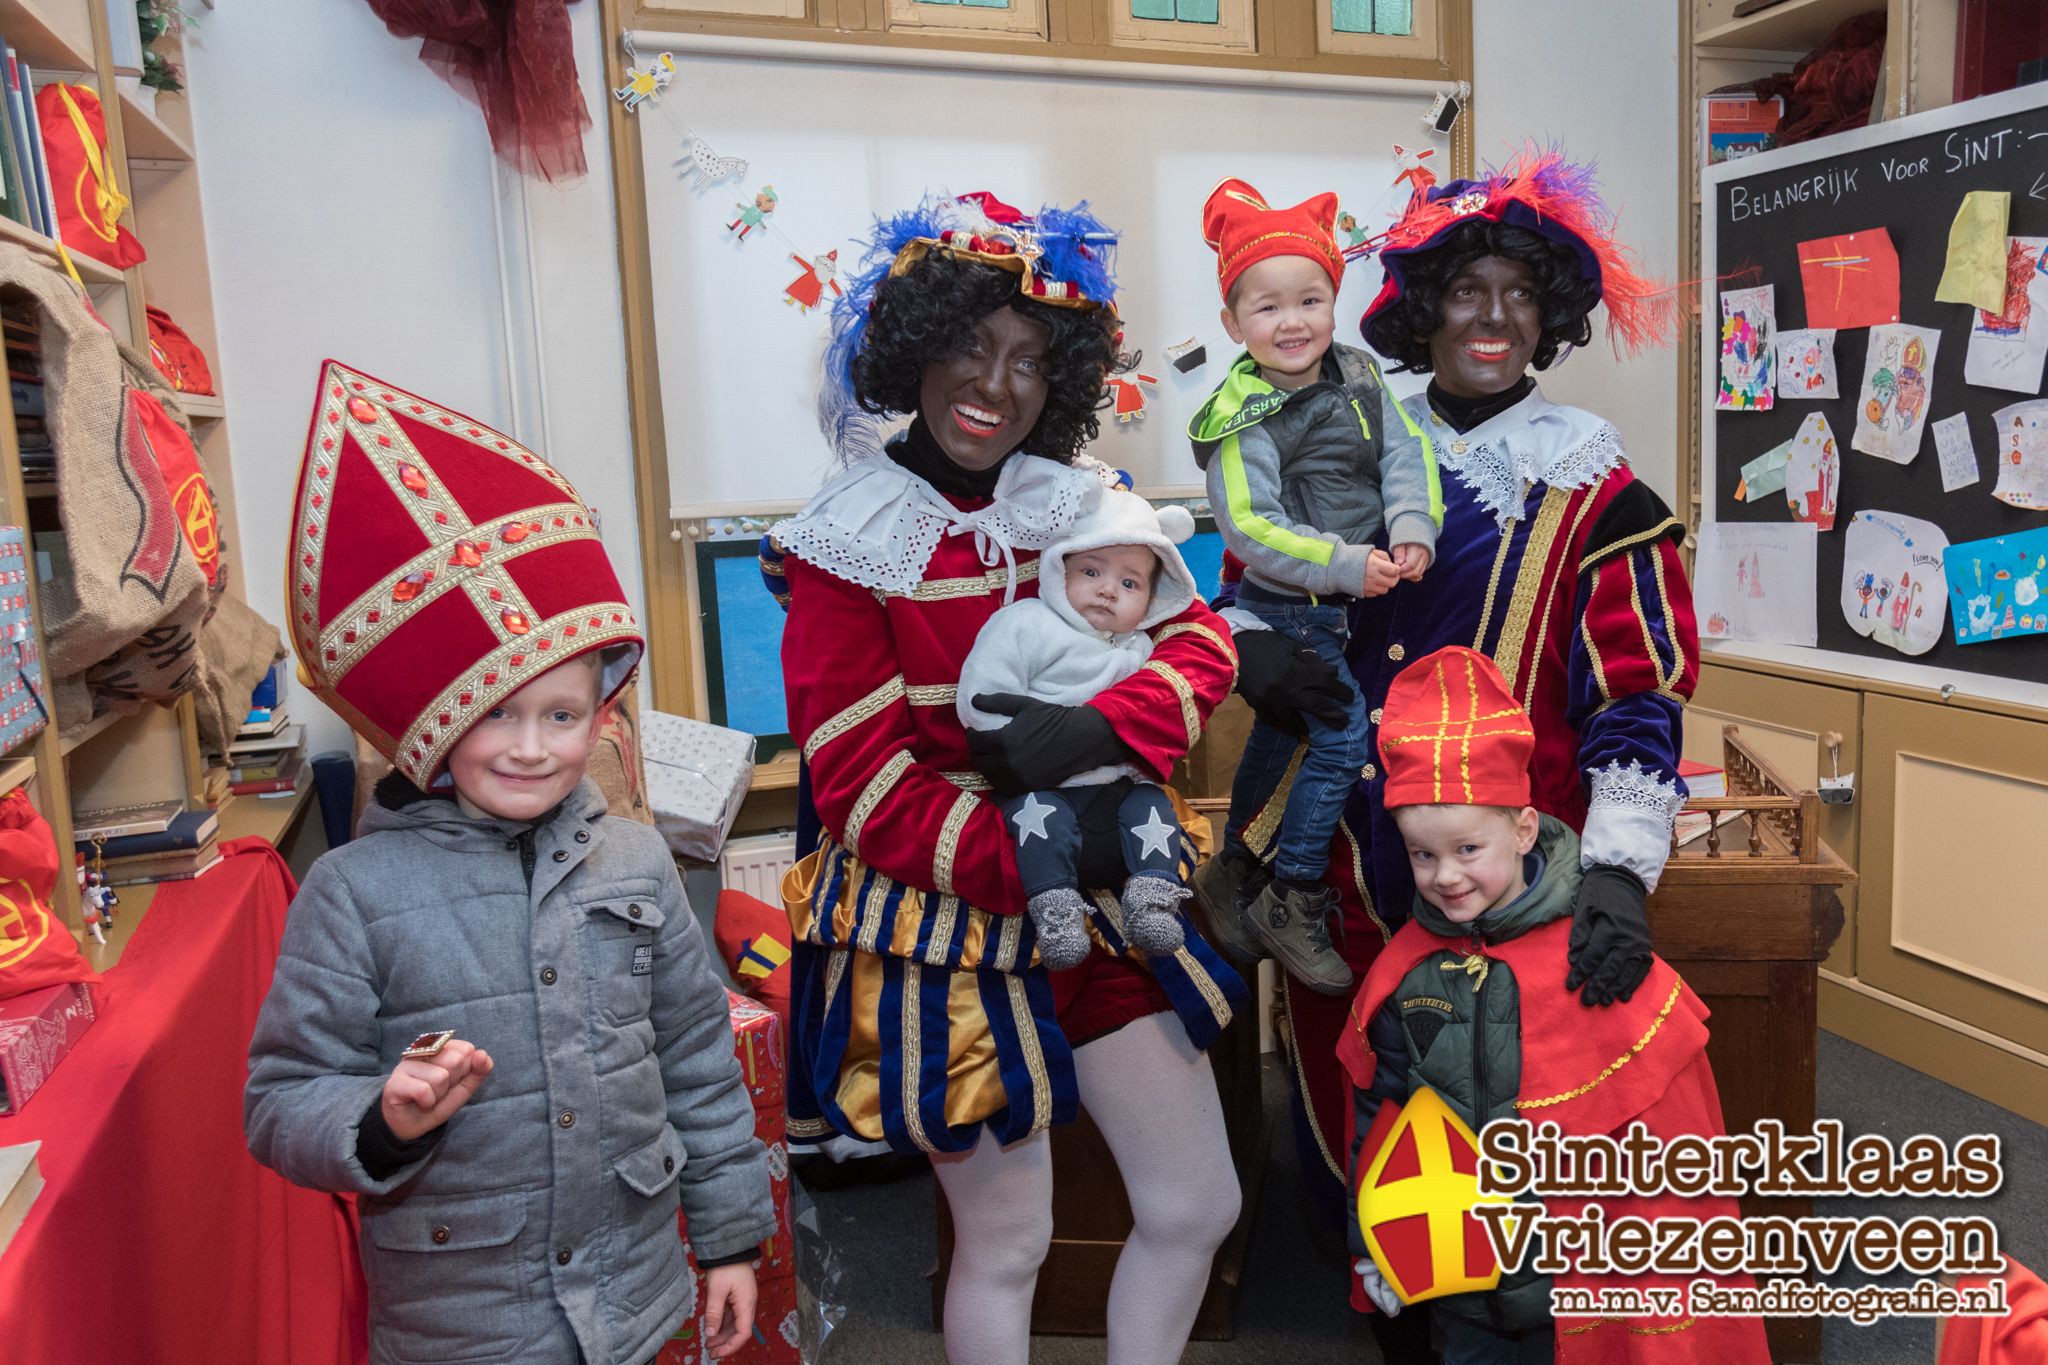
[1669, 725, 1822, 864]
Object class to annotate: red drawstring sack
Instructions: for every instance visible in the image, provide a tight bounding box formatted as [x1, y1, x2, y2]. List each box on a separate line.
[0, 789, 98, 999]
[35, 83, 146, 270]
[147, 308, 216, 396]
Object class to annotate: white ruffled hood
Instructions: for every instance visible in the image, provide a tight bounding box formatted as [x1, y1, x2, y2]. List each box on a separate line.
[1038, 488, 1199, 636]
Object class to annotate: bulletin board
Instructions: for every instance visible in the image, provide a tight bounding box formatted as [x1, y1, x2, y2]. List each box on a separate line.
[1700, 81, 2048, 708]
[628, 32, 1462, 517]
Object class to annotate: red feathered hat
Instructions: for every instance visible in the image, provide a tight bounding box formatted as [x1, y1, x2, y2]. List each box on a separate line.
[1360, 146, 1672, 358]
[1378, 647, 1535, 809]
[1203, 178, 1345, 299]
[287, 361, 643, 786]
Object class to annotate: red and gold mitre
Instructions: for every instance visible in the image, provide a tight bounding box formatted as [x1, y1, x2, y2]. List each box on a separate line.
[1378, 646, 1535, 809]
[1355, 1085, 1507, 1304]
[287, 361, 643, 785]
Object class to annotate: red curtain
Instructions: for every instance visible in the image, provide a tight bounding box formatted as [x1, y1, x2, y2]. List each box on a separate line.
[364, 0, 590, 183]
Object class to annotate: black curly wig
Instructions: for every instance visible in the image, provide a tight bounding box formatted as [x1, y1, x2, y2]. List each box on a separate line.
[849, 250, 1130, 463]
[1362, 220, 1604, 375]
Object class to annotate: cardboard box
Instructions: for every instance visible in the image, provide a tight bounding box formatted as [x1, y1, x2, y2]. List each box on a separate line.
[0, 981, 95, 1115]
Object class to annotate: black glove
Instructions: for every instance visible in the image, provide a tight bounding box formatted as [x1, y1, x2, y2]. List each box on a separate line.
[1232, 629, 1352, 739]
[967, 694, 1131, 798]
[1566, 864, 1654, 1006]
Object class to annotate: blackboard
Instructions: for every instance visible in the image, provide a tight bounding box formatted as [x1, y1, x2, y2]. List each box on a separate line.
[1702, 81, 2048, 698]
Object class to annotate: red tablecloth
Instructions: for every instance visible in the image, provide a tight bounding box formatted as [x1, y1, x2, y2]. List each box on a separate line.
[0, 839, 366, 1363]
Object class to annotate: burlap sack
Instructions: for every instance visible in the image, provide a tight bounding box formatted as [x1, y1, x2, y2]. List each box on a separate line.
[350, 680, 656, 834]
[1, 243, 224, 711]
[191, 593, 287, 756]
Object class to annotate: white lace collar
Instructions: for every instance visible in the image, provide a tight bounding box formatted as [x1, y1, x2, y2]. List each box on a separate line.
[773, 452, 1112, 598]
[1404, 385, 1627, 529]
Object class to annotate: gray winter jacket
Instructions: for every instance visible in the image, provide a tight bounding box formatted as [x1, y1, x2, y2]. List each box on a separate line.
[245, 778, 773, 1365]
[1189, 343, 1440, 598]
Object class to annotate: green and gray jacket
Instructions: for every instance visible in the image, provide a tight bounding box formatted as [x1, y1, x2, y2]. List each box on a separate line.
[1348, 815, 1583, 1335]
[1188, 343, 1440, 599]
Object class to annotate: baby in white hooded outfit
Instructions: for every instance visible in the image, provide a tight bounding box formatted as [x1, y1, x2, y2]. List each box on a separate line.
[958, 488, 1201, 969]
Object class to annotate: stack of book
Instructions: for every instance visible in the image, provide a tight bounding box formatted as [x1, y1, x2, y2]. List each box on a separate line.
[0, 35, 61, 245]
[71, 800, 221, 886]
[219, 664, 307, 798]
[5, 302, 44, 484]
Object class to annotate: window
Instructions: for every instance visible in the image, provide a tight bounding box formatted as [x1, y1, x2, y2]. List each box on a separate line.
[1330, 0, 1410, 35]
[888, 0, 1046, 39]
[1109, 0, 1252, 53]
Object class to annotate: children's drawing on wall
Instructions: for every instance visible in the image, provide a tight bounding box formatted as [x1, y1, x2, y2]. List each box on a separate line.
[1775, 327, 1838, 400]
[1694, 521, 1818, 647]
[1944, 525, 2048, 645]
[1797, 228, 1900, 329]
[783, 250, 842, 312]
[728, 185, 778, 241]
[1990, 398, 2048, 509]
[1717, 285, 1775, 410]
[1963, 237, 2048, 394]
[1735, 439, 1791, 502]
[1931, 413, 1981, 493]
[1852, 323, 1939, 463]
[1840, 509, 1949, 656]
[1783, 412, 1840, 532]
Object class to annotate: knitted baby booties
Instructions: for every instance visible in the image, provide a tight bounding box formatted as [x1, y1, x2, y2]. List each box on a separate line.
[1120, 875, 1188, 955]
[1028, 887, 1094, 971]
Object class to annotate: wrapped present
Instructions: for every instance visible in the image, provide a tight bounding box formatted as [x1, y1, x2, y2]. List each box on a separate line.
[668, 990, 797, 1348]
[642, 709, 755, 861]
[0, 528, 46, 753]
[0, 981, 95, 1115]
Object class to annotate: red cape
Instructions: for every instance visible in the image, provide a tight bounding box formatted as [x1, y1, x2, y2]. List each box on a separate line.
[1338, 919, 1770, 1363]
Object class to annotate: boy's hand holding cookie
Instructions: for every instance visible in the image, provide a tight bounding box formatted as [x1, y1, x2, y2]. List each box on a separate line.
[380, 1036, 495, 1141]
[1389, 542, 1432, 581]
[1360, 548, 1402, 598]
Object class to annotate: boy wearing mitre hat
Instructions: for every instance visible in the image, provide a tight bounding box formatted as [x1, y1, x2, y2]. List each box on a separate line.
[1338, 646, 1767, 1363]
[246, 362, 774, 1364]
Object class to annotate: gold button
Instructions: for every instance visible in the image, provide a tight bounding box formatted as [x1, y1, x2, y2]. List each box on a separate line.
[1361, 764, 1378, 780]
[1370, 708, 1383, 724]
[1451, 440, 1469, 455]
[1388, 644, 1406, 662]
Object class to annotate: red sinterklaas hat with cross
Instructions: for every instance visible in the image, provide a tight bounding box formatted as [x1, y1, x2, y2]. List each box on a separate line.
[287, 360, 644, 786]
[1377, 647, 1536, 809]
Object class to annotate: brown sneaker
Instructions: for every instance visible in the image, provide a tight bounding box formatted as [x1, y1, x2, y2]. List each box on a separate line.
[1189, 848, 1267, 964]
[1248, 881, 1352, 995]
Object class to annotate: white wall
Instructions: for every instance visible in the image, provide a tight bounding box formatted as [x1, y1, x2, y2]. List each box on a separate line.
[183, 0, 641, 756]
[183, 0, 1684, 759]
[1472, 0, 1683, 502]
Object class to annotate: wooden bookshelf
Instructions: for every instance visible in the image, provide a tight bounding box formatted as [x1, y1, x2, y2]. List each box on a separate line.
[0, 0, 259, 931]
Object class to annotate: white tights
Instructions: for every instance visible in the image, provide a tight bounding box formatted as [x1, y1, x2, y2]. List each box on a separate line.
[928, 1012, 1242, 1365]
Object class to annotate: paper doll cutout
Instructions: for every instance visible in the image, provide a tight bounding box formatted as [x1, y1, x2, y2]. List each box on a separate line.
[1775, 327, 1838, 400]
[728, 185, 778, 241]
[1783, 412, 1840, 532]
[1391, 143, 1438, 213]
[1717, 285, 1775, 410]
[1944, 525, 2048, 645]
[1935, 190, 2012, 312]
[1166, 337, 1209, 373]
[1840, 509, 1949, 656]
[1798, 229, 1900, 329]
[1695, 521, 1818, 647]
[1931, 413, 1981, 492]
[614, 52, 676, 112]
[1852, 323, 1940, 463]
[1990, 398, 2048, 509]
[1964, 237, 2048, 394]
[1106, 372, 1160, 423]
[783, 250, 842, 312]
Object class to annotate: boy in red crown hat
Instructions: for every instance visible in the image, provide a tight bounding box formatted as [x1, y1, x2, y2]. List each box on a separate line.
[1340, 646, 1766, 1363]
[246, 362, 775, 1365]
[1187, 178, 1442, 997]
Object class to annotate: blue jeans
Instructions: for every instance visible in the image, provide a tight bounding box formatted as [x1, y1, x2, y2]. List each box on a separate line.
[1225, 595, 1369, 883]
[1438, 1311, 1555, 1363]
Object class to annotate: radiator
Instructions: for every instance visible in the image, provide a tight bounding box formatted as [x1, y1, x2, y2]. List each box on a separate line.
[718, 832, 798, 903]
